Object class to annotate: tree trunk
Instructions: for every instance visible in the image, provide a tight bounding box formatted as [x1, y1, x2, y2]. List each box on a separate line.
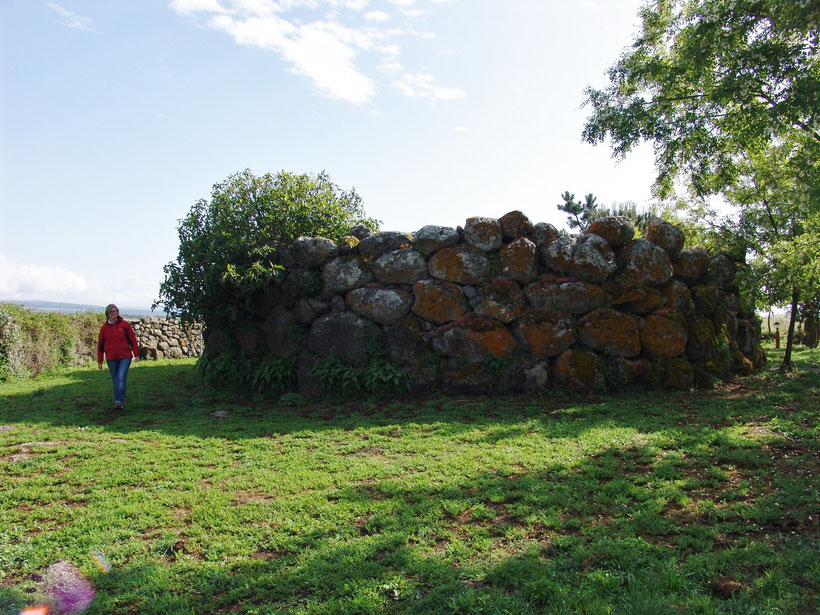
[767, 311, 771, 336]
[782, 288, 800, 369]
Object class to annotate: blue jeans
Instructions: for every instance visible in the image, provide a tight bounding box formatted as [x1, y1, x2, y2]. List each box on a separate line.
[106, 358, 132, 405]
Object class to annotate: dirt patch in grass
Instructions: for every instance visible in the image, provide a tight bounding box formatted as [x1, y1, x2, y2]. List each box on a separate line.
[233, 490, 275, 505]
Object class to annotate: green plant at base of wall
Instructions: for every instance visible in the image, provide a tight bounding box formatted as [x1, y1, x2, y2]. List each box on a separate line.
[361, 359, 413, 398]
[312, 354, 361, 399]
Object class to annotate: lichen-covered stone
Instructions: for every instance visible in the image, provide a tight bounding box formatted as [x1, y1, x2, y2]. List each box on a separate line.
[577, 308, 641, 357]
[617, 238, 673, 286]
[346, 287, 412, 325]
[707, 254, 737, 290]
[735, 319, 756, 355]
[292, 236, 339, 268]
[587, 216, 635, 247]
[733, 351, 754, 375]
[307, 311, 384, 367]
[337, 235, 360, 255]
[652, 357, 694, 389]
[413, 225, 460, 256]
[645, 217, 685, 260]
[540, 234, 574, 273]
[429, 245, 492, 285]
[385, 317, 427, 365]
[691, 284, 719, 314]
[554, 349, 606, 393]
[464, 216, 503, 252]
[470, 277, 526, 323]
[662, 280, 695, 315]
[264, 306, 305, 357]
[321, 257, 373, 295]
[236, 323, 264, 356]
[373, 248, 428, 284]
[294, 297, 330, 325]
[686, 314, 718, 362]
[358, 231, 413, 261]
[412, 279, 467, 324]
[431, 313, 516, 362]
[349, 224, 376, 241]
[513, 309, 576, 357]
[500, 238, 537, 283]
[609, 286, 665, 315]
[673, 248, 710, 285]
[524, 278, 604, 314]
[567, 233, 617, 283]
[531, 222, 561, 248]
[640, 313, 687, 357]
[251, 285, 282, 318]
[499, 210, 534, 241]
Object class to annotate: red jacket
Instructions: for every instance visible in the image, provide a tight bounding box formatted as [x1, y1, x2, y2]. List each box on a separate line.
[97, 317, 139, 363]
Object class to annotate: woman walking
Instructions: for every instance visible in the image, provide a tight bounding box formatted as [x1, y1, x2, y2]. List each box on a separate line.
[97, 304, 139, 410]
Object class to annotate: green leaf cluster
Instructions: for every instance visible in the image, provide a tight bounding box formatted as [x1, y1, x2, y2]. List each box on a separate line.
[156, 170, 379, 327]
[313, 354, 413, 400]
[198, 350, 297, 399]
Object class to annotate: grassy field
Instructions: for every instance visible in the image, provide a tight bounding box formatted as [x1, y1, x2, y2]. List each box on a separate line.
[1, 345, 818, 614]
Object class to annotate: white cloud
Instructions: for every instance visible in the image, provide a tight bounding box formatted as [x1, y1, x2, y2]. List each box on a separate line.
[400, 8, 425, 18]
[363, 10, 389, 22]
[170, 0, 460, 105]
[452, 125, 471, 133]
[46, 2, 93, 30]
[0, 254, 98, 301]
[393, 72, 465, 100]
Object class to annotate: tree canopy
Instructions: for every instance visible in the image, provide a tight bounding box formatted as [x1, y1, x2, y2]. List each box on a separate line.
[583, 0, 819, 196]
[156, 170, 378, 326]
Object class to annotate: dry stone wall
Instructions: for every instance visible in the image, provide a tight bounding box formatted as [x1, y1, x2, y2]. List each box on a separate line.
[131, 317, 203, 360]
[204, 212, 764, 396]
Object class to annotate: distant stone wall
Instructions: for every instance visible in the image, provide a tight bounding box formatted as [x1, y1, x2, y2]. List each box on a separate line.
[203, 211, 764, 395]
[131, 317, 203, 360]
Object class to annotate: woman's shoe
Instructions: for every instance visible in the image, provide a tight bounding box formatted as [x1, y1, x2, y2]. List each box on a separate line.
[115, 402, 123, 411]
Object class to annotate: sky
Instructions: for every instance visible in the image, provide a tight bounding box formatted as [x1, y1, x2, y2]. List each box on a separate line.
[0, 0, 660, 311]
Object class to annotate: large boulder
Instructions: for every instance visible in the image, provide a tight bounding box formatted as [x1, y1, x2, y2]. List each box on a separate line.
[412, 279, 467, 324]
[513, 309, 576, 357]
[264, 306, 305, 357]
[429, 245, 492, 285]
[691, 284, 719, 314]
[442, 362, 494, 395]
[608, 286, 665, 315]
[281, 269, 322, 307]
[554, 349, 606, 393]
[500, 238, 538, 283]
[385, 316, 428, 365]
[346, 287, 412, 325]
[292, 236, 339, 268]
[358, 231, 413, 261]
[673, 248, 710, 285]
[640, 312, 688, 357]
[469, 277, 526, 323]
[542, 234, 616, 283]
[707, 254, 737, 290]
[645, 218, 685, 260]
[652, 357, 695, 389]
[412, 225, 460, 256]
[307, 312, 384, 367]
[686, 314, 718, 363]
[236, 323, 264, 357]
[431, 314, 516, 362]
[372, 248, 428, 284]
[293, 297, 330, 326]
[577, 308, 641, 357]
[463, 217, 503, 252]
[321, 257, 373, 295]
[586, 216, 635, 247]
[616, 238, 673, 286]
[662, 280, 695, 315]
[499, 210, 534, 241]
[524, 278, 604, 314]
[531, 222, 561, 248]
[540, 234, 574, 273]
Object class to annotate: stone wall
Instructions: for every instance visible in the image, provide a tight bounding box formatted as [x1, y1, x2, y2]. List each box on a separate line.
[131, 317, 203, 360]
[203, 212, 764, 395]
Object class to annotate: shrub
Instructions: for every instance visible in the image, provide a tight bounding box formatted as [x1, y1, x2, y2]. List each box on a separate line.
[156, 170, 379, 328]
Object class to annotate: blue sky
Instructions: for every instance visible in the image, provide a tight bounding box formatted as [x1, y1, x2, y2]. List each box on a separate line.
[0, 0, 657, 310]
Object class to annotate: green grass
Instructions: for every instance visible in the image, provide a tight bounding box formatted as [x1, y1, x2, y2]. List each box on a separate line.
[1, 345, 818, 614]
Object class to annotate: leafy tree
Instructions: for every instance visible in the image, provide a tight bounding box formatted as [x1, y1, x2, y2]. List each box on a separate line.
[156, 170, 379, 326]
[582, 0, 820, 368]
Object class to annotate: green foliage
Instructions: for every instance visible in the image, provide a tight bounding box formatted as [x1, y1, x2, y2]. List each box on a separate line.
[156, 169, 379, 327]
[557, 191, 599, 230]
[582, 0, 819, 196]
[361, 359, 413, 398]
[198, 348, 297, 398]
[312, 353, 361, 398]
[0, 304, 98, 380]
